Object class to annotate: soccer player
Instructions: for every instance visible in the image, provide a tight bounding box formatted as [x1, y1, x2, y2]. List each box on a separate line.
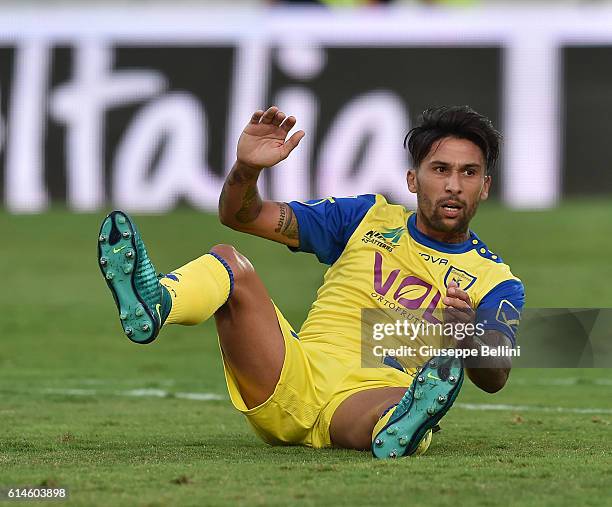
[97, 105, 524, 458]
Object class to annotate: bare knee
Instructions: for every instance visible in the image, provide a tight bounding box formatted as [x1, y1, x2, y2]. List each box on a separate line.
[209, 244, 256, 287]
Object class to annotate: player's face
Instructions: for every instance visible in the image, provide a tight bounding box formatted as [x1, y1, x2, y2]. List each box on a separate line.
[407, 136, 491, 242]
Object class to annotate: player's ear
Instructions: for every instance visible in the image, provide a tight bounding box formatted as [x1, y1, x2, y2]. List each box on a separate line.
[480, 174, 492, 201]
[407, 168, 418, 194]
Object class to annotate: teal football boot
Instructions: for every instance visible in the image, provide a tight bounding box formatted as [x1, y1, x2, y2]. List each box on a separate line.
[372, 356, 464, 459]
[97, 211, 171, 344]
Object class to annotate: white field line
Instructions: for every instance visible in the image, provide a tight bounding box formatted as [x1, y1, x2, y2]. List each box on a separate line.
[455, 403, 612, 415]
[40, 376, 612, 388]
[43, 387, 225, 401]
[39, 388, 612, 414]
[44, 378, 177, 387]
[122, 388, 224, 401]
[508, 378, 612, 386]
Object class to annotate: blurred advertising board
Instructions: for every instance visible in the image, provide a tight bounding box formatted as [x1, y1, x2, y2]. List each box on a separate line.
[1, 5, 611, 213]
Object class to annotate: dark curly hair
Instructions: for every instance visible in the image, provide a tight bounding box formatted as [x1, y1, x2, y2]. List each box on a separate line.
[404, 106, 501, 174]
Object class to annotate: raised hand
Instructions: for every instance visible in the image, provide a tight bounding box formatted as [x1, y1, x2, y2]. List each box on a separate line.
[237, 106, 306, 171]
[443, 281, 474, 315]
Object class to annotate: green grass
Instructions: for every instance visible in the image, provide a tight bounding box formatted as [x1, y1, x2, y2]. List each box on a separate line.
[1, 199, 611, 506]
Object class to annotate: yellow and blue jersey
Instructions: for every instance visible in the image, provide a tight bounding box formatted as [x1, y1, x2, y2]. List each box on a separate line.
[287, 194, 524, 373]
[222, 193, 525, 448]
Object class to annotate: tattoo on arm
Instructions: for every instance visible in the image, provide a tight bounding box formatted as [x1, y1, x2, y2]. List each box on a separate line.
[275, 202, 299, 240]
[275, 202, 287, 232]
[219, 164, 298, 242]
[235, 185, 263, 223]
[227, 165, 258, 186]
[219, 163, 263, 224]
[218, 185, 228, 212]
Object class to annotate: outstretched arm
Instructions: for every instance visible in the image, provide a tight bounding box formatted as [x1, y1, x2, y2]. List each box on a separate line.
[218, 107, 305, 247]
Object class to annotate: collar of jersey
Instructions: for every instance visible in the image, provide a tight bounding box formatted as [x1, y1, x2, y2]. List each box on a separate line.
[407, 213, 478, 254]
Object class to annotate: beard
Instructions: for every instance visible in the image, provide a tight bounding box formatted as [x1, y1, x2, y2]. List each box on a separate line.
[416, 193, 479, 239]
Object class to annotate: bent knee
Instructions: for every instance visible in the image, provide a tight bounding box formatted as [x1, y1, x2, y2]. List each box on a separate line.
[210, 244, 255, 280]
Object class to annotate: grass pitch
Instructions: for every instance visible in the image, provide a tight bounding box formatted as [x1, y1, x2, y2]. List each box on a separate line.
[1, 199, 611, 506]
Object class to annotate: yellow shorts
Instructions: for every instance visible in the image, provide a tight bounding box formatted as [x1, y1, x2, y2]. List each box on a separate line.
[221, 305, 415, 448]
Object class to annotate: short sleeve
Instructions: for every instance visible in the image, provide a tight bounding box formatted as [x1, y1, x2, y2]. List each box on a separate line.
[476, 279, 525, 346]
[287, 194, 376, 264]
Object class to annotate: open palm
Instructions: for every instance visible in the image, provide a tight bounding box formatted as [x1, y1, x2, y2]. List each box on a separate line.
[237, 107, 306, 170]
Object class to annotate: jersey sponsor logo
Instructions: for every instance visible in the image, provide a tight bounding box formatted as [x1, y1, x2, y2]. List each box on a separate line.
[419, 253, 449, 265]
[443, 266, 477, 291]
[496, 299, 521, 332]
[362, 226, 406, 252]
[372, 252, 442, 324]
[380, 226, 406, 244]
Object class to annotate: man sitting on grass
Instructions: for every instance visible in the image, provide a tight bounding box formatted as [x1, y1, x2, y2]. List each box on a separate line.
[97, 105, 524, 458]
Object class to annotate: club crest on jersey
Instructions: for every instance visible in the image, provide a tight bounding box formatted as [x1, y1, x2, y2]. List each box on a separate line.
[443, 266, 477, 290]
[361, 226, 406, 252]
[496, 299, 521, 332]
